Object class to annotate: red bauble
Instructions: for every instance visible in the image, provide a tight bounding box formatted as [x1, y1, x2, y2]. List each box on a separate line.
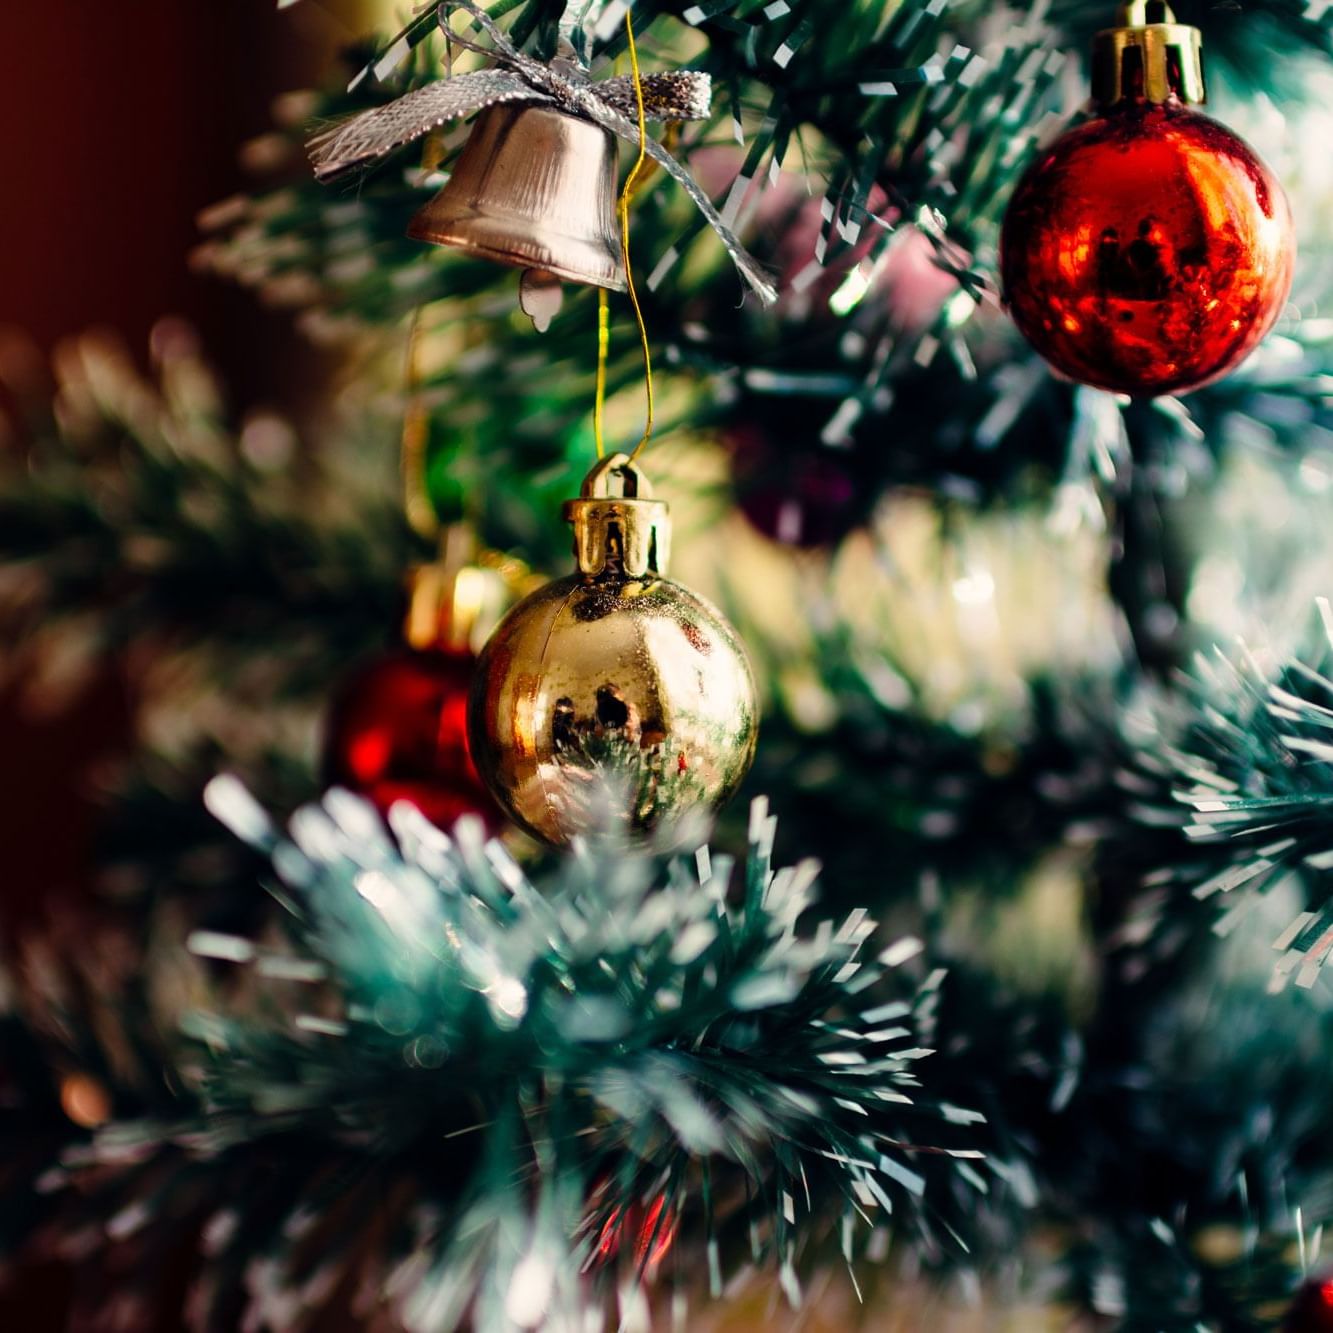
[730, 424, 859, 549]
[1287, 1276, 1333, 1332]
[1001, 102, 1294, 396]
[323, 646, 494, 830]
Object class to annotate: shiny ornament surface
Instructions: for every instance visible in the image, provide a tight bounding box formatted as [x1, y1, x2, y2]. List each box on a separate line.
[1001, 102, 1293, 397]
[468, 455, 758, 847]
[324, 646, 494, 830]
[408, 102, 626, 292]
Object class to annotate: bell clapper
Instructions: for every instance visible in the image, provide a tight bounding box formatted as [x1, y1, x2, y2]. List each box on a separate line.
[519, 268, 565, 332]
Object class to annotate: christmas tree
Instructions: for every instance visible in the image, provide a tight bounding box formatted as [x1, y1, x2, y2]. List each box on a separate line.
[5, 0, 1333, 1327]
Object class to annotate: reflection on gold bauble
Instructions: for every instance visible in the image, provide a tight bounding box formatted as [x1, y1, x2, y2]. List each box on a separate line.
[468, 454, 758, 847]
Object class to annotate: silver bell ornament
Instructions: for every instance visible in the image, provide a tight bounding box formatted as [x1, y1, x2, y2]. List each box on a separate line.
[406, 101, 627, 295]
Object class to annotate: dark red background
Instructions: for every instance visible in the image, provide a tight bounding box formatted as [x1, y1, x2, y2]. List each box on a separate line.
[1, 0, 367, 395]
[0, 0, 373, 919]
[1, 7, 379, 1322]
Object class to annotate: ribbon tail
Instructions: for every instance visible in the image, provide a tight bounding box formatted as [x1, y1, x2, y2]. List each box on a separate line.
[582, 98, 777, 305]
[638, 133, 778, 304]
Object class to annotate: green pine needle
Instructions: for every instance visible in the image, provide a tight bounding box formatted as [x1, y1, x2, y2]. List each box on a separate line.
[1128, 601, 1333, 991]
[63, 782, 986, 1328]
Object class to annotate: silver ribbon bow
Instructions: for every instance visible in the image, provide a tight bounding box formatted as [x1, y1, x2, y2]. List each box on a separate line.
[308, 0, 776, 304]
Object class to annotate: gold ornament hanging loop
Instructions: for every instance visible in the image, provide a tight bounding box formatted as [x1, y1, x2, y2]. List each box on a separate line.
[563, 453, 670, 579]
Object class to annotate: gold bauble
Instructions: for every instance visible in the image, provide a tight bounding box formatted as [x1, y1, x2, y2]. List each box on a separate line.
[468, 454, 758, 847]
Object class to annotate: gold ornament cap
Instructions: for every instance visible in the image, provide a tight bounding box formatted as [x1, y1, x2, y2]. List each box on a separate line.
[1092, 1, 1205, 108]
[562, 453, 671, 579]
[403, 526, 490, 653]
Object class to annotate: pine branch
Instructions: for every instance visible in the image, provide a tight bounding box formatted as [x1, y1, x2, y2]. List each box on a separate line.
[1121, 602, 1333, 991]
[740, 661, 1126, 914]
[199, 2, 1065, 523]
[0, 330, 417, 690]
[1053, 903, 1333, 1329]
[1063, 1224, 1303, 1331]
[206, 1, 1333, 556]
[26, 785, 987, 1329]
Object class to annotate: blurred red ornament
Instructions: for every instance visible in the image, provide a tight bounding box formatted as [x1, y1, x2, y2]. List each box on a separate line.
[1001, 3, 1294, 397]
[323, 645, 494, 830]
[1286, 1275, 1333, 1331]
[324, 542, 500, 830]
[590, 1194, 677, 1273]
[730, 424, 859, 548]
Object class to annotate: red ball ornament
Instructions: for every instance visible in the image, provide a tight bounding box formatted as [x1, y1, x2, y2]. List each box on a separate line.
[1286, 1275, 1333, 1332]
[324, 645, 492, 830]
[323, 554, 498, 830]
[1001, 3, 1294, 398]
[729, 424, 859, 549]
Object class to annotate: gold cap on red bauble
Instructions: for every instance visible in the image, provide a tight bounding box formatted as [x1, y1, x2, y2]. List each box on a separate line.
[408, 102, 627, 292]
[467, 455, 758, 848]
[1092, 2, 1205, 108]
[403, 541, 491, 655]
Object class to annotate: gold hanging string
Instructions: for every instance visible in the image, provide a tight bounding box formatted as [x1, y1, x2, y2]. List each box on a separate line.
[593, 285, 610, 458]
[620, 11, 655, 462]
[592, 10, 655, 464]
